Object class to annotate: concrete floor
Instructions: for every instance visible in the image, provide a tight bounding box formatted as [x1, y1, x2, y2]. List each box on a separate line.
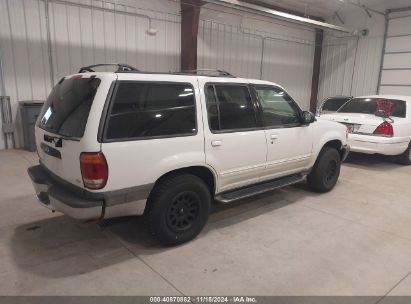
[1, 149, 411, 297]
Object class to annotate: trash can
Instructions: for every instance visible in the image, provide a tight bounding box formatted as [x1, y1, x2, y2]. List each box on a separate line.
[19, 100, 44, 152]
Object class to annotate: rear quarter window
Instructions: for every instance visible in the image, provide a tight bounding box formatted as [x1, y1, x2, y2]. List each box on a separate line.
[104, 81, 197, 140]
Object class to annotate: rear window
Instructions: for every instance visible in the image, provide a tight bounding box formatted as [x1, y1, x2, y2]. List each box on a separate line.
[338, 98, 406, 118]
[38, 77, 101, 138]
[322, 97, 351, 112]
[105, 82, 196, 140]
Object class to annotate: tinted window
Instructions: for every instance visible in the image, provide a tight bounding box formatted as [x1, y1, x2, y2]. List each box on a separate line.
[105, 82, 196, 140]
[255, 87, 301, 127]
[322, 97, 351, 112]
[206, 85, 257, 131]
[206, 86, 220, 131]
[38, 77, 101, 138]
[338, 98, 406, 118]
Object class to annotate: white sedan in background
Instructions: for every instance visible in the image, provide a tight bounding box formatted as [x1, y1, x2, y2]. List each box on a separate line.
[318, 95, 411, 165]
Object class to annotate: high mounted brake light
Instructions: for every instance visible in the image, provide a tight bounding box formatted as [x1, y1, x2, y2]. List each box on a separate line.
[80, 152, 108, 189]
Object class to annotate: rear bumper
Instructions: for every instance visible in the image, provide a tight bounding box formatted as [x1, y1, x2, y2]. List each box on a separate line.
[28, 165, 104, 220]
[348, 134, 409, 156]
[28, 165, 149, 221]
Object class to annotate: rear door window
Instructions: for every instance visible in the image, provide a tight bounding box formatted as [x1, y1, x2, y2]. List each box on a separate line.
[205, 84, 257, 132]
[38, 77, 101, 138]
[105, 82, 196, 140]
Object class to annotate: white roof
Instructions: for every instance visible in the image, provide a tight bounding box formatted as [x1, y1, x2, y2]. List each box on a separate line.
[69, 71, 284, 88]
[355, 95, 411, 103]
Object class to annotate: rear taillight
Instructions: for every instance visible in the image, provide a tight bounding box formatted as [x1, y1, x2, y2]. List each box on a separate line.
[373, 121, 393, 137]
[80, 152, 108, 189]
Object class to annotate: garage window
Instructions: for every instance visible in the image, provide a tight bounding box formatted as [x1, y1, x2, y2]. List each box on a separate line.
[105, 82, 196, 140]
[205, 84, 257, 132]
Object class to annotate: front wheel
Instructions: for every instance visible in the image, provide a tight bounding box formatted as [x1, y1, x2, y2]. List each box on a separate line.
[147, 174, 211, 246]
[307, 147, 341, 193]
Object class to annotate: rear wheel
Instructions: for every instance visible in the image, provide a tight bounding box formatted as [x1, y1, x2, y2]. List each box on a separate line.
[147, 174, 211, 246]
[396, 142, 411, 165]
[307, 147, 341, 193]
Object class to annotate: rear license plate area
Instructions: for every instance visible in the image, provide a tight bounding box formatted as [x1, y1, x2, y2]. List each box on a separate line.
[344, 123, 360, 133]
[40, 142, 62, 159]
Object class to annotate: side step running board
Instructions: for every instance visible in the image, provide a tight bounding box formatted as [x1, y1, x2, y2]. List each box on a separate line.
[215, 174, 305, 204]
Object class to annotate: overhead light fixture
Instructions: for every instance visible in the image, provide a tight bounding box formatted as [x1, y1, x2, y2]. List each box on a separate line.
[205, 0, 353, 33]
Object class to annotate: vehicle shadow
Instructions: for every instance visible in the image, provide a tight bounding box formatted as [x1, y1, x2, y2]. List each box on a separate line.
[342, 152, 401, 171]
[10, 184, 309, 278]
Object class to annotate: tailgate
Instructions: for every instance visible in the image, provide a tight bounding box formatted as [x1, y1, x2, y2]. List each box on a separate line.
[35, 73, 116, 189]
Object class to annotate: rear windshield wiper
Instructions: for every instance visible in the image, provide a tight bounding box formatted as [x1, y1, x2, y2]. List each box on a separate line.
[43, 133, 84, 147]
[44, 134, 63, 147]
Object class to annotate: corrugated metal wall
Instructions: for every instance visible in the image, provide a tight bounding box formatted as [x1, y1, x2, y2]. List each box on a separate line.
[198, 21, 263, 80]
[198, 9, 316, 110]
[262, 37, 314, 109]
[318, 33, 384, 103]
[48, 0, 180, 81]
[318, 35, 358, 101]
[351, 35, 384, 96]
[0, 0, 180, 149]
[318, 10, 386, 106]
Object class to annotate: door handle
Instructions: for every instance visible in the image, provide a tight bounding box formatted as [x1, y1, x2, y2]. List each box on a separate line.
[270, 134, 279, 140]
[211, 140, 223, 147]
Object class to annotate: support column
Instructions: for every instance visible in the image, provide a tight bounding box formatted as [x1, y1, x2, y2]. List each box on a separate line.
[309, 29, 323, 112]
[181, 0, 202, 71]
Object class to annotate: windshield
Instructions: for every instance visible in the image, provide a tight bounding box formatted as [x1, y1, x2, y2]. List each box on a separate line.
[338, 97, 406, 118]
[37, 77, 101, 138]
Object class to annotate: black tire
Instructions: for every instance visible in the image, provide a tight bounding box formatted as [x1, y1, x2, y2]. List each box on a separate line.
[307, 147, 341, 193]
[396, 142, 411, 165]
[147, 174, 211, 246]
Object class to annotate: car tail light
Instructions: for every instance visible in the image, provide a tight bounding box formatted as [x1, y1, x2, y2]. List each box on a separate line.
[80, 152, 108, 189]
[373, 121, 393, 137]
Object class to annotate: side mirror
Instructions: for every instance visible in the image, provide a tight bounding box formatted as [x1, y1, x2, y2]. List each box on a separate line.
[302, 111, 316, 124]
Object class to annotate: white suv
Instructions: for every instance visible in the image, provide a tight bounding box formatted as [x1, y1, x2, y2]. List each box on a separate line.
[28, 64, 349, 246]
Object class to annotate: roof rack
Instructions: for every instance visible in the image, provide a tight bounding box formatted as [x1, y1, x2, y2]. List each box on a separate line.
[78, 63, 139, 73]
[181, 69, 236, 77]
[77, 64, 235, 78]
